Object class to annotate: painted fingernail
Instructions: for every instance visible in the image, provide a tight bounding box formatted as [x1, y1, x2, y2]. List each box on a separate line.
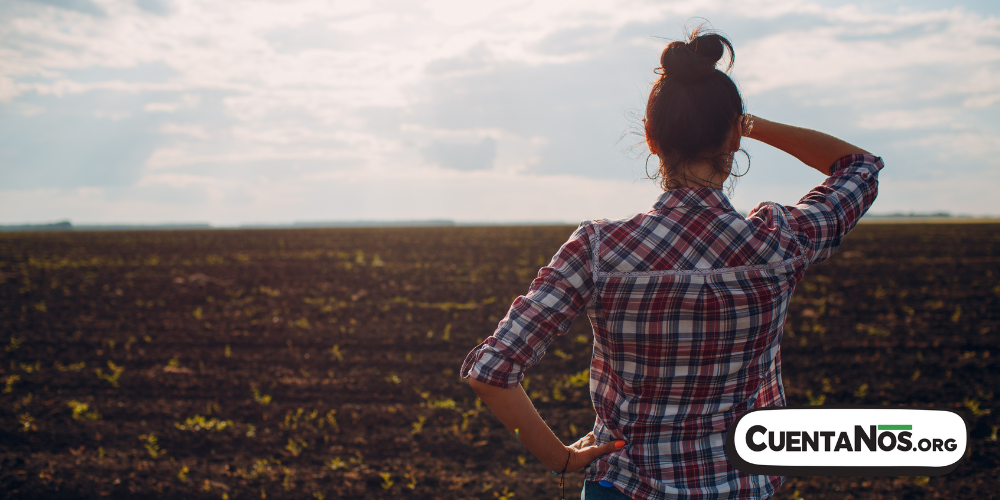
[614, 440, 626, 449]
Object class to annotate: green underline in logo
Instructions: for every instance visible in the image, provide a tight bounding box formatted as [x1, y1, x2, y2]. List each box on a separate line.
[877, 425, 912, 430]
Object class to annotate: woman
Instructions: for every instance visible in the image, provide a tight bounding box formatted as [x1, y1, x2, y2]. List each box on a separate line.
[461, 28, 882, 500]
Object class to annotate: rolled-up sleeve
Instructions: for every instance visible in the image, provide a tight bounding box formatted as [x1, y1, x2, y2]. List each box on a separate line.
[781, 154, 883, 266]
[460, 223, 596, 388]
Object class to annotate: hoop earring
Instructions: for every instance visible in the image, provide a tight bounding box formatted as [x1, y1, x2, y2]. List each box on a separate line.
[644, 153, 658, 181]
[724, 149, 751, 199]
[730, 148, 751, 178]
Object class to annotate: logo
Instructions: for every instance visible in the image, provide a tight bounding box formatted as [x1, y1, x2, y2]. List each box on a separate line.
[725, 407, 968, 476]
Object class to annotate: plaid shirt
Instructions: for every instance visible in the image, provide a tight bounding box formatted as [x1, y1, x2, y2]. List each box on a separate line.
[461, 154, 883, 499]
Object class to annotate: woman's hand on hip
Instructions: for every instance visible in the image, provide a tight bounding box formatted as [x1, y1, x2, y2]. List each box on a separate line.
[563, 432, 626, 473]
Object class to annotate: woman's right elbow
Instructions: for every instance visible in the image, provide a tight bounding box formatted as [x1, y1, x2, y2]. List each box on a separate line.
[469, 377, 504, 397]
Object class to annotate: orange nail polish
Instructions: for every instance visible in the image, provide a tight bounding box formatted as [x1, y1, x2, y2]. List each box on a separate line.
[615, 440, 626, 449]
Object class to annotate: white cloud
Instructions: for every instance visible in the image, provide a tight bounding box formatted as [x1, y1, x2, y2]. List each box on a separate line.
[94, 109, 131, 120]
[857, 108, 959, 130]
[160, 122, 210, 139]
[144, 93, 199, 112]
[0, 0, 998, 223]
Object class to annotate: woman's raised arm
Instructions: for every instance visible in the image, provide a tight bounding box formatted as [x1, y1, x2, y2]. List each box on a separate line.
[744, 115, 869, 175]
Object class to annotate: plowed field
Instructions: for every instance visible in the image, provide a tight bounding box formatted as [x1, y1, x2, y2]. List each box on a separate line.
[1, 223, 997, 499]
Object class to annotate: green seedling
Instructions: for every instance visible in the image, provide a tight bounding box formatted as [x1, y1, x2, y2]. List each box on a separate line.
[252, 385, 272, 405]
[460, 410, 477, 432]
[330, 345, 343, 362]
[379, 472, 393, 490]
[143, 434, 164, 458]
[246, 424, 257, 438]
[963, 398, 990, 417]
[327, 457, 346, 470]
[285, 437, 307, 457]
[19, 362, 40, 373]
[821, 378, 833, 393]
[56, 361, 86, 372]
[565, 369, 589, 388]
[95, 361, 125, 387]
[13, 392, 33, 411]
[404, 472, 417, 490]
[325, 409, 339, 432]
[3, 374, 20, 393]
[426, 398, 456, 410]
[178, 466, 189, 482]
[235, 458, 281, 481]
[18, 413, 36, 432]
[411, 415, 427, 435]
[806, 390, 826, 406]
[552, 384, 566, 401]
[281, 407, 318, 431]
[854, 383, 869, 398]
[175, 415, 234, 432]
[494, 486, 515, 500]
[6, 336, 23, 352]
[67, 400, 101, 421]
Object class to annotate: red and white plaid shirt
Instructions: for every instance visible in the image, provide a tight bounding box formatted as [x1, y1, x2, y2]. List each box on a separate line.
[462, 154, 883, 499]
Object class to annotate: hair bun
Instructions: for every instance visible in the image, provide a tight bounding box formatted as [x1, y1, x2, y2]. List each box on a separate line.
[658, 30, 733, 83]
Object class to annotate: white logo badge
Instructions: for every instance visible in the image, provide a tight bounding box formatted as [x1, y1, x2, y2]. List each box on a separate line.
[725, 407, 968, 475]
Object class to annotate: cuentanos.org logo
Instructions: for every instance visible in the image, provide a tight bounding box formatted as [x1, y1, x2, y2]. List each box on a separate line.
[725, 407, 969, 476]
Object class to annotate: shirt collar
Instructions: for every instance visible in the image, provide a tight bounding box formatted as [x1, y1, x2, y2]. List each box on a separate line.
[650, 187, 737, 212]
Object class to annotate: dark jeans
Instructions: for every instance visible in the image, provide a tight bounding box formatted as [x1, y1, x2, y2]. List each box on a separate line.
[581, 480, 631, 500]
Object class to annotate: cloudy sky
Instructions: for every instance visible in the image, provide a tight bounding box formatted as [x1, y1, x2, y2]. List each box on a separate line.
[1, 0, 998, 225]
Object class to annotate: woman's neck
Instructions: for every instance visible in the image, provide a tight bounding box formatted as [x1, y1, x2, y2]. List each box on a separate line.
[661, 157, 729, 190]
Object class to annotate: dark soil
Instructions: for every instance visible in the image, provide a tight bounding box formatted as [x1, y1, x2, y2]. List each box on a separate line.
[0, 223, 997, 499]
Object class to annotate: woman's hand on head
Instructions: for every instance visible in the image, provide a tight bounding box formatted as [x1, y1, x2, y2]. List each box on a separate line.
[562, 432, 626, 473]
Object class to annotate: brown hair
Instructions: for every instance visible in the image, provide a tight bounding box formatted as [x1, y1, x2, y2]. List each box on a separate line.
[645, 27, 746, 191]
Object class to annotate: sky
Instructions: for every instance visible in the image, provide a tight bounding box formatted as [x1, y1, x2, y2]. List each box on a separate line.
[1, 0, 998, 226]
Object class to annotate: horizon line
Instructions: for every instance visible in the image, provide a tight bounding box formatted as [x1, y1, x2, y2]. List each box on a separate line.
[2, 212, 999, 232]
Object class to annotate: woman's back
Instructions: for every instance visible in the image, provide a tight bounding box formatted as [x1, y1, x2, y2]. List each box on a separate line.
[463, 26, 883, 500]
